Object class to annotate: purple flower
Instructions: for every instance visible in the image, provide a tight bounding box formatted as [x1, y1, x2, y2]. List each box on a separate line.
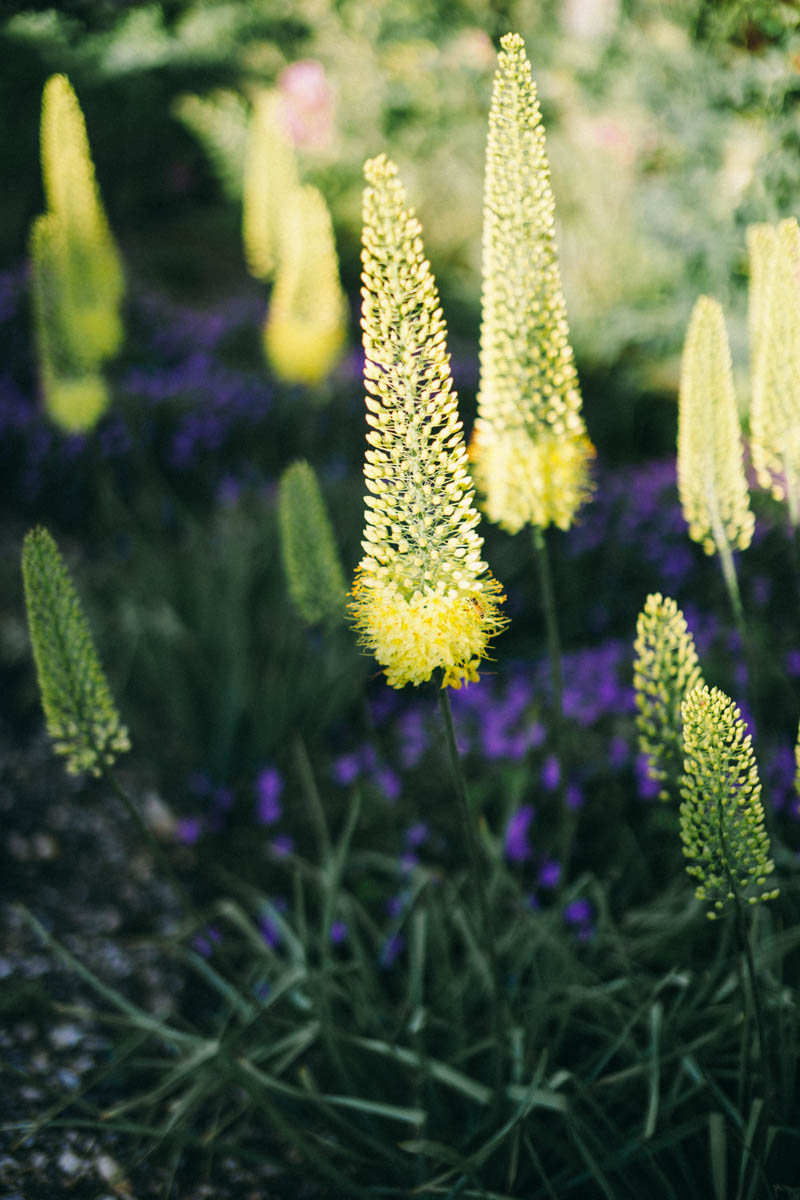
[504, 805, 535, 863]
[786, 649, 800, 678]
[564, 898, 593, 926]
[566, 781, 584, 811]
[397, 709, 428, 767]
[541, 755, 561, 791]
[379, 933, 405, 968]
[259, 914, 282, 948]
[386, 892, 408, 919]
[609, 735, 629, 768]
[270, 834, 294, 857]
[635, 754, 661, 801]
[175, 816, 204, 845]
[330, 920, 348, 944]
[375, 766, 402, 802]
[332, 753, 360, 785]
[538, 859, 562, 889]
[259, 897, 288, 948]
[405, 822, 429, 848]
[192, 925, 222, 957]
[255, 767, 283, 825]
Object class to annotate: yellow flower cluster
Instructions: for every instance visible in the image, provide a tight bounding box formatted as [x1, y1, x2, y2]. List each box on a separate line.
[747, 218, 800, 523]
[350, 155, 506, 689]
[470, 32, 593, 533]
[31, 74, 125, 432]
[677, 295, 754, 557]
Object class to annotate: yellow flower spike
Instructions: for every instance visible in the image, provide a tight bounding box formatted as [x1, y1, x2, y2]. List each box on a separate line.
[471, 32, 594, 533]
[263, 184, 347, 387]
[32, 74, 124, 431]
[748, 217, 800, 524]
[677, 295, 754, 559]
[350, 154, 507, 690]
[242, 89, 299, 282]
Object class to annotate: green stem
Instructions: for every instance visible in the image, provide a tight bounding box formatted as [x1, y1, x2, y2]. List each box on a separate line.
[717, 800, 773, 1110]
[437, 684, 503, 1096]
[716, 534, 746, 645]
[531, 526, 574, 877]
[105, 769, 194, 916]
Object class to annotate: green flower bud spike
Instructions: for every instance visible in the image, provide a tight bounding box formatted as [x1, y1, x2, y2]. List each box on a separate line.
[470, 32, 594, 534]
[278, 460, 348, 628]
[349, 154, 507, 690]
[680, 685, 777, 918]
[22, 527, 130, 777]
[634, 593, 703, 801]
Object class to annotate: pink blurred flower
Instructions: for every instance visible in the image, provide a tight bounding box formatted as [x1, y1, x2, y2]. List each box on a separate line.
[277, 59, 335, 150]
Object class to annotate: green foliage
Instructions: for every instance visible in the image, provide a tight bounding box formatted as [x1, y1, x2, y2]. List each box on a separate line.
[680, 684, 778, 917]
[21, 526, 130, 777]
[278, 459, 347, 628]
[634, 592, 703, 801]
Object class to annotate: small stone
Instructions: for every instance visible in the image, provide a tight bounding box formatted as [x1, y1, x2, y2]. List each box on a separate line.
[58, 1148, 82, 1174]
[50, 1023, 83, 1049]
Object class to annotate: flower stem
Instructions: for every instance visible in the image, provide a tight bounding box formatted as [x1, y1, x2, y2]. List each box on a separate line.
[106, 769, 194, 915]
[531, 526, 574, 877]
[437, 684, 503, 1095]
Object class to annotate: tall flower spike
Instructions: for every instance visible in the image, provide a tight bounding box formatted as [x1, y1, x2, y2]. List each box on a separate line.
[32, 74, 124, 431]
[470, 32, 594, 534]
[634, 593, 703, 801]
[263, 184, 347, 386]
[680, 685, 777, 918]
[677, 295, 754, 558]
[350, 154, 507, 689]
[22, 527, 130, 777]
[748, 218, 800, 524]
[242, 90, 299, 282]
[278, 459, 347, 628]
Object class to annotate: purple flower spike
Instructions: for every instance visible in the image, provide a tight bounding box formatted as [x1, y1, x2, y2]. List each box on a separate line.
[330, 920, 348, 944]
[504, 804, 535, 863]
[256, 767, 283, 825]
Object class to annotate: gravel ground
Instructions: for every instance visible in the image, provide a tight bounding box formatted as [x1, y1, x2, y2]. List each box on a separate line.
[0, 732, 322, 1200]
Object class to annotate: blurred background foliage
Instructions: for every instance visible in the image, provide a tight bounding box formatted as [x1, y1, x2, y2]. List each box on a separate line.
[3, 0, 800, 397]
